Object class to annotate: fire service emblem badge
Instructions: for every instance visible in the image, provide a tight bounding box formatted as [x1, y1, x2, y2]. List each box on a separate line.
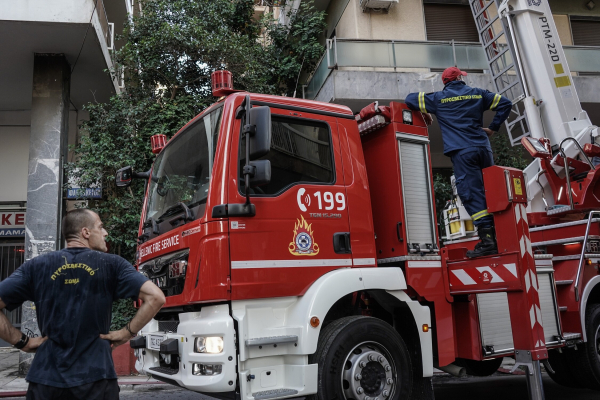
[289, 216, 320, 256]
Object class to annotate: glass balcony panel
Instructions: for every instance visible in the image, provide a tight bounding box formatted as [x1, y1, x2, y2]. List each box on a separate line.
[336, 41, 394, 68]
[305, 55, 331, 100]
[564, 47, 600, 74]
[305, 40, 600, 99]
[394, 43, 453, 69]
[462, 45, 490, 70]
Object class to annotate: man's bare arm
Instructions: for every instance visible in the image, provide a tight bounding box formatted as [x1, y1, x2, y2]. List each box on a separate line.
[100, 281, 166, 348]
[0, 298, 47, 352]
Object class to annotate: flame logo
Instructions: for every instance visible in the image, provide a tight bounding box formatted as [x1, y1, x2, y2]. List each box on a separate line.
[289, 216, 319, 256]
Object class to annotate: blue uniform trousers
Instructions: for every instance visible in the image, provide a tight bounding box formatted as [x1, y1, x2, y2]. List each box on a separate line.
[450, 147, 495, 228]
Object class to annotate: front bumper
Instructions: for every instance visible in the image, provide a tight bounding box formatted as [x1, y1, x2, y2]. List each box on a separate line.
[134, 304, 237, 393]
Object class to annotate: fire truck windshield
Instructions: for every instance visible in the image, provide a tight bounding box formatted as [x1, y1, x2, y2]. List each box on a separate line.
[146, 106, 223, 223]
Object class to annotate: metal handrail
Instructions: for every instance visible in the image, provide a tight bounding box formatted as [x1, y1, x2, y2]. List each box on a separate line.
[575, 210, 600, 302]
[535, 169, 548, 210]
[558, 137, 596, 210]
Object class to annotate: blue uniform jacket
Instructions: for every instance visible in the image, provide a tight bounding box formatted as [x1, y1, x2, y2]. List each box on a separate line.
[405, 81, 512, 155]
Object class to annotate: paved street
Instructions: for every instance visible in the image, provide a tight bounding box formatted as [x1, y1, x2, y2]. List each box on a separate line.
[1, 350, 597, 400]
[2, 372, 599, 400]
[117, 375, 600, 400]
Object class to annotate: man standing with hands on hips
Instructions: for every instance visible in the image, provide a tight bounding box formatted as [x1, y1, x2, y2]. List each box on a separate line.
[0, 208, 165, 399]
[406, 67, 512, 258]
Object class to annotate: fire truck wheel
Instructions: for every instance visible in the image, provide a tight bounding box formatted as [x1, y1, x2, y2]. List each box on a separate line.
[544, 349, 581, 388]
[566, 304, 600, 390]
[307, 316, 412, 400]
[453, 357, 503, 377]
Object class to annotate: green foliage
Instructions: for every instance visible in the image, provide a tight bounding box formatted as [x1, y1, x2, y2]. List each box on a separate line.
[66, 0, 326, 327]
[110, 299, 138, 331]
[265, 1, 327, 96]
[433, 173, 454, 237]
[490, 133, 530, 170]
[68, 0, 326, 261]
[433, 173, 453, 216]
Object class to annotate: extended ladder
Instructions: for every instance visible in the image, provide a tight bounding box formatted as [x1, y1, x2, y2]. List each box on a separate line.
[469, 0, 529, 146]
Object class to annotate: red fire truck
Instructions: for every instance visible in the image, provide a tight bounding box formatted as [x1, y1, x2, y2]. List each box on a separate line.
[114, 1, 600, 399]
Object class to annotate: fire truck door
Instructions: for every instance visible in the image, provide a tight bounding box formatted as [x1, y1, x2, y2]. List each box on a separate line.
[227, 109, 352, 300]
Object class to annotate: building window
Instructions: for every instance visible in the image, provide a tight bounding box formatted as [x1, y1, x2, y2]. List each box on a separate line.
[424, 3, 479, 42]
[239, 117, 334, 196]
[570, 16, 600, 47]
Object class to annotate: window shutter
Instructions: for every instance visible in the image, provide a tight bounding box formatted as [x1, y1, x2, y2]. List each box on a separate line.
[571, 18, 600, 47]
[424, 4, 479, 42]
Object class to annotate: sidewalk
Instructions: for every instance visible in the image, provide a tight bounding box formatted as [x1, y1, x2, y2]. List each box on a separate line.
[0, 348, 173, 397]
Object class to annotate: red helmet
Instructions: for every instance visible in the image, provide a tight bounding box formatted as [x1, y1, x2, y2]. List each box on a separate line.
[442, 67, 467, 85]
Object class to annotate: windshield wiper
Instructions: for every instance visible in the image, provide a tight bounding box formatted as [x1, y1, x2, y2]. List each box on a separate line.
[186, 198, 208, 209]
[158, 202, 194, 223]
[143, 217, 160, 235]
[138, 217, 159, 243]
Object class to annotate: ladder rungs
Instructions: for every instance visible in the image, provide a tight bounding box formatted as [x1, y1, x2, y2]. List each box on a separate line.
[488, 48, 510, 65]
[508, 114, 527, 129]
[474, 1, 495, 20]
[478, 15, 500, 35]
[483, 31, 506, 49]
[499, 80, 521, 95]
[508, 131, 531, 146]
[492, 63, 516, 80]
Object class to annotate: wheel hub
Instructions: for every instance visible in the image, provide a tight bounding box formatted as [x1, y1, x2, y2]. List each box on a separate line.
[342, 343, 396, 400]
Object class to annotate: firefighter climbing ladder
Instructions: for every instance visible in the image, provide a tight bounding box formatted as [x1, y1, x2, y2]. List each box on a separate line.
[469, 0, 529, 146]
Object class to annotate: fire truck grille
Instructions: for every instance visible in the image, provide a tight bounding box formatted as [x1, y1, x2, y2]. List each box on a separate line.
[158, 321, 180, 333]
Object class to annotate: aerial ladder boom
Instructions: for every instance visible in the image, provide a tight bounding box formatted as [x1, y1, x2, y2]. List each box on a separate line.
[470, 0, 599, 215]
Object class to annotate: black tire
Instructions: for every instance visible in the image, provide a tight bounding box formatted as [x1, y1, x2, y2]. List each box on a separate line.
[545, 349, 582, 388]
[565, 304, 600, 390]
[454, 357, 503, 377]
[307, 316, 413, 400]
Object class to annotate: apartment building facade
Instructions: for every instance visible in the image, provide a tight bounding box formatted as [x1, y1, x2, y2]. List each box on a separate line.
[0, 0, 132, 356]
[298, 0, 600, 168]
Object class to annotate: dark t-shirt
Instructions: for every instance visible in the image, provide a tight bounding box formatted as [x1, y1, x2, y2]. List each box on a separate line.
[0, 247, 148, 388]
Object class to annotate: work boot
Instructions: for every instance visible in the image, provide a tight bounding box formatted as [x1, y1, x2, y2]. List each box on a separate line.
[466, 226, 498, 258]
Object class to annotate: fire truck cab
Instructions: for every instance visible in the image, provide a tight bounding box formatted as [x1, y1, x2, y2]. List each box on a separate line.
[116, 76, 574, 399]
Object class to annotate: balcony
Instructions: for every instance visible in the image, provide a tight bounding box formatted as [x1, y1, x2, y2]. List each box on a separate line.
[304, 38, 600, 102]
[0, 0, 129, 110]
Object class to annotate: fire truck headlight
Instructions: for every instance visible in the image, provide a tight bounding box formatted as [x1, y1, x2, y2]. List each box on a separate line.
[194, 337, 224, 354]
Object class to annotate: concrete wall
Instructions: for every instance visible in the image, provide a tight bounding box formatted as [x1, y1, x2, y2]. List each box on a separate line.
[336, 0, 426, 40]
[0, 109, 83, 203]
[0, 0, 96, 24]
[548, 0, 600, 16]
[553, 14, 573, 46]
[0, 127, 29, 202]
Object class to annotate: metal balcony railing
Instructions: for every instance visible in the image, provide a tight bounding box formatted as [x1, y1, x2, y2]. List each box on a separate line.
[96, 0, 114, 49]
[304, 38, 600, 100]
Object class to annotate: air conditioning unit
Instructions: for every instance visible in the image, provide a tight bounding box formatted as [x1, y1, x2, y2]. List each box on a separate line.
[360, 0, 399, 12]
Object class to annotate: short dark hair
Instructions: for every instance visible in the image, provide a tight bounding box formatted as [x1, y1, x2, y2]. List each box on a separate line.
[62, 209, 96, 241]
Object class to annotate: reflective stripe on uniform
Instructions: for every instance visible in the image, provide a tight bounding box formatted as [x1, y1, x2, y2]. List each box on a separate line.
[419, 92, 427, 113]
[472, 209, 490, 220]
[490, 94, 501, 110]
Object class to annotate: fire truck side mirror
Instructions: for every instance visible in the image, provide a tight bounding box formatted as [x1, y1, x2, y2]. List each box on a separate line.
[115, 166, 133, 187]
[249, 160, 271, 187]
[249, 106, 271, 160]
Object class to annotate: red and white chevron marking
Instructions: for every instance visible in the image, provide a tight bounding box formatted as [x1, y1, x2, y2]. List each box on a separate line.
[450, 262, 518, 286]
[514, 203, 546, 349]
